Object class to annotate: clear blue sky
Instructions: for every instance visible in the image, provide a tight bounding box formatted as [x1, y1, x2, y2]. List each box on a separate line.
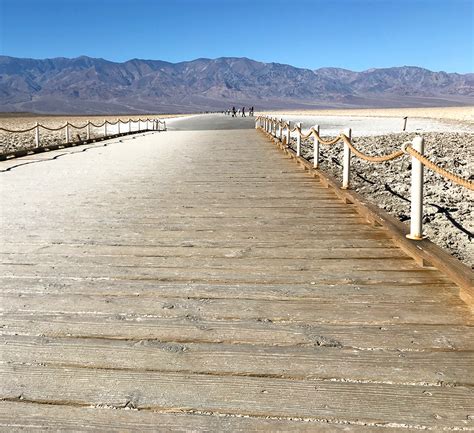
[0, 0, 472, 73]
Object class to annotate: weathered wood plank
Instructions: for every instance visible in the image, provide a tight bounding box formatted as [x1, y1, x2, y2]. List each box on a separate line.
[1, 364, 472, 428]
[2, 313, 472, 351]
[0, 400, 403, 432]
[2, 335, 473, 386]
[0, 255, 426, 272]
[0, 278, 459, 304]
[1, 293, 471, 325]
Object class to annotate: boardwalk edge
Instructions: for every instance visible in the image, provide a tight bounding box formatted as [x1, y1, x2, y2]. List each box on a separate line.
[260, 130, 473, 305]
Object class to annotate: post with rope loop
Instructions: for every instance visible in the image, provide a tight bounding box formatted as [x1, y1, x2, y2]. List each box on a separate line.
[279, 119, 283, 141]
[147, 119, 150, 131]
[313, 125, 320, 168]
[118, 120, 121, 135]
[342, 128, 352, 189]
[128, 119, 131, 133]
[271, 118, 275, 137]
[406, 136, 425, 240]
[296, 122, 302, 157]
[265, 117, 268, 133]
[65, 122, 70, 144]
[286, 121, 291, 147]
[35, 122, 40, 147]
[86, 121, 91, 140]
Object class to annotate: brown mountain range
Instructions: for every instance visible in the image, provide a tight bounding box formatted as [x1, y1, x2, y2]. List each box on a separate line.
[0, 56, 472, 114]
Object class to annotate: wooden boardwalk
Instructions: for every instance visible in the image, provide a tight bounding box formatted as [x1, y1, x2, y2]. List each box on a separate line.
[0, 118, 473, 431]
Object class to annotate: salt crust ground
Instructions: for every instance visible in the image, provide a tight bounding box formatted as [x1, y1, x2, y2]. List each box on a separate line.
[263, 106, 474, 125]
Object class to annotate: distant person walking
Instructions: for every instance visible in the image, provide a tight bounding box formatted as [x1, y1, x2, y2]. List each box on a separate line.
[249, 106, 254, 116]
[232, 106, 236, 117]
[242, 107, 246, 117]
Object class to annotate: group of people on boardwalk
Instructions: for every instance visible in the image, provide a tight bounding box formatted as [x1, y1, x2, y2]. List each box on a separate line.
[225, 106, 254, 117]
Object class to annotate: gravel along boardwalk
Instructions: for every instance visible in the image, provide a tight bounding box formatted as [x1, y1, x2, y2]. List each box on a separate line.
[0, 117, 473, 431]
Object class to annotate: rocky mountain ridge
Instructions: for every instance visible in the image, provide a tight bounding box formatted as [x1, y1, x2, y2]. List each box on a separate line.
[0, 55, 472, 113]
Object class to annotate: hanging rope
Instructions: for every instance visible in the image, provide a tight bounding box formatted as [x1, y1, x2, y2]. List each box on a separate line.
[404, 145, 474, 190]
[340, 134, 405, 162]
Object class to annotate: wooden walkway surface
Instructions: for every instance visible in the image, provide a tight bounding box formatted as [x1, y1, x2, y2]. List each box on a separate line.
[0, 121, 473, 431]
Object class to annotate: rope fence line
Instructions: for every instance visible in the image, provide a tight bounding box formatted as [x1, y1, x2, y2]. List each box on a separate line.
[341, 134, 405, 163]
[404, 145, 473, 190]
[0, 117, 167, 134]
[255, 115, 473, 241]
[0, 117, 168, 158]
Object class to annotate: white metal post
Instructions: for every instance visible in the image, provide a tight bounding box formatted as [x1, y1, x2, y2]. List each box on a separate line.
[87, 121, 91, 140]
[342, 128, 352, 189]
[407, 136, 425, 240]
[286, 121, 291, 146]
[65, 123, 70, 143]
[272, 118, 275, 136]
[128, 119, 131, 133]
[35, 122, 40, 148]
[118, 120, 121, 135]
[279, 118, 283, 141]
[313, 125, 320, 168]
[105, 121, 108, 137]
[296, 122, 302, 156]
[163, 121, 166, 131]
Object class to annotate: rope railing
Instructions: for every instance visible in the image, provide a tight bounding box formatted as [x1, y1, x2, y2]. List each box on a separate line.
[0, 125, 38, 133]
[0, 116, 167, 158]
[340, 134, 405, 163]
[255, 115, 473, 240]
[404, 145, 473, 191]
[67, 122, 88, 130]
